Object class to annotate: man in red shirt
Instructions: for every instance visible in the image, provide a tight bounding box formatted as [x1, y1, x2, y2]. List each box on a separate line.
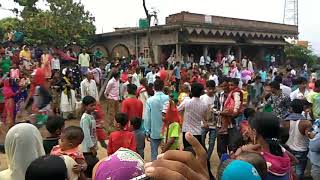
[121, 83, 143, 130]
[108, 113, 136, 155]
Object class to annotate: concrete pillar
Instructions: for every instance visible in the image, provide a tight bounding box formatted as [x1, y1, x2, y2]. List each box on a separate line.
[176, 44, 182, 62]
[258, 47, 265, 65]
[156, 45, 162, 64]
[237, 46, 242, 60]
[226, 46, 232, 56]
[203, 45, 208, 56]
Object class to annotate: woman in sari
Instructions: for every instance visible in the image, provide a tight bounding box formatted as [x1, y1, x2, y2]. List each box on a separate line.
[41, 50, 53, 78]
[60, 69, 76, 119]
[0, 123, 45, 180]
[2, 78, 15, 128]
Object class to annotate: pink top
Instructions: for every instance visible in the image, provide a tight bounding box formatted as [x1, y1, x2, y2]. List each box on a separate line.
[10, 69, 20, 79]
[50, 145, 85, 161]
[104, 77, 120, 100]
[261, 149, 291, 176]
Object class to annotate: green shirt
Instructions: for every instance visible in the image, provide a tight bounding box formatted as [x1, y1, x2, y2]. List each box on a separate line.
[161, 122, 180, 150]
[0, 56, 12, 74]
[307, 91, 320, 119]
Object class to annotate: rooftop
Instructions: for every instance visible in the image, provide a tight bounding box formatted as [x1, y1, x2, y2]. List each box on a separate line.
[95, 11, 298, 39]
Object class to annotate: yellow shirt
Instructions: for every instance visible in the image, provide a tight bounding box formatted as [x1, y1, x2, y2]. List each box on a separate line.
[242, 90, 248, 105]
[19, 50, 32, 61]
[178, 92, 188, 104]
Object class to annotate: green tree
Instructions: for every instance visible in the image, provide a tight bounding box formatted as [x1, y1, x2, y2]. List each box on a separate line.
[285, 44, 318, 66]
[6, 0, 95, 47]
[0, 17, 21, 41]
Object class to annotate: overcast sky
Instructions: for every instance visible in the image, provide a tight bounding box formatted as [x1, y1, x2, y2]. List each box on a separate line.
[1, 0, 319, 54]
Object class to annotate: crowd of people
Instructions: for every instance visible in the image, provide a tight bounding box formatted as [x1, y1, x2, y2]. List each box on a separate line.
[0, 42, 319, 180]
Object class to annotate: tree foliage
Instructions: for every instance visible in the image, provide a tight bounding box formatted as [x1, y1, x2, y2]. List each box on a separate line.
[2, 0, 96, 47]
[285, 44, 318, 66]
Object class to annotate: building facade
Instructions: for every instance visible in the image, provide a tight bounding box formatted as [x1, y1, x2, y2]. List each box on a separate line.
[93, 11, 298, 66]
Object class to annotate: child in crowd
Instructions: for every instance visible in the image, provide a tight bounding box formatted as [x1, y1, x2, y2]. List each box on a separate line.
[240, 108, 256, 143]
[107, 112, 136, 155]
[220, 78, 243, 134]
[236, 152, 268, 179]
[218, 160, 262, 180]
[94, 103, 107, 149]
[50, 126, 87, 177]
[43, 115, 65, 154]
[242, 83, 249, 107]
[131, 117, 145, 158]
[178, 83, 190, 104]
[80, 95, 99, 178]
[161, 94, 181, 153]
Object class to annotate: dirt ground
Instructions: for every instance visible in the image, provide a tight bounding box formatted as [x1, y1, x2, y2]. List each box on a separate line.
[0, 99, 220, 175]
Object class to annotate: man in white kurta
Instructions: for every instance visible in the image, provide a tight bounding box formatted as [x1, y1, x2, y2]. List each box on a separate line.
[80, 72, 99, 101]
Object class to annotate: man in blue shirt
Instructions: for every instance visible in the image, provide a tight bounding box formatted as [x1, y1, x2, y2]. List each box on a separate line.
[173, 61, 181, 92]
[144, 79, 169, 161]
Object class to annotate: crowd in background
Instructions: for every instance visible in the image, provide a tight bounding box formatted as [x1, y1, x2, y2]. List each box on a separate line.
[0, 42, 319, 180]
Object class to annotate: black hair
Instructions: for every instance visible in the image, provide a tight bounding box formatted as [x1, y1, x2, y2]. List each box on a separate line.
[297, 77, 308, 84]
[62, 126, 84, 145]
[217, 159, 234, 180]
[140, 78, 147, 85]
[206, 80, 216, 88]
[301, 99, 312, 108]
[45, 116, 65, 134]
[237, 152, 268, 178]
[82, 96, 96, 106]
[243, 108, 256, 119]
[219, 76, 230, 84]
[274, 76, 283, 84]
[255, 76, 261, 81]
[127, 83, 137, 95]
[131, 117, 142, 130]
[290, 99, 304, 114]
[25, 155, 67, 180]
[115, 112, 129, 127]
[249, 112, 283, 156]
[154, 79, 164, 91]
[191, 82, 204, 98]
[230, 78, 239, 86]
[270, 81, 280, 90]
[112, 72, 120, 79]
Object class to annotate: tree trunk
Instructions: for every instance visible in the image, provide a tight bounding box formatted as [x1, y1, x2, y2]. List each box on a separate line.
[142, 0, 155, 63]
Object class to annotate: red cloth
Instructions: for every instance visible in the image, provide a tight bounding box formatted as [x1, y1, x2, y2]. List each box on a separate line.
[50, 145, 85, 161]
[95, 104, 107, 140]
[30, 68, 46, 96]
[12, 53, 20, 65]
[159, 69, 167, 82]
[121, 97, 143, 130]
[107, 131, 136, 155]
[120, 72, 128, 83]
[224, 87, 243, 113]
[3, 79, 15, 99]
[136, 86, 147, 98]
[53, 48, 77, 61]
[162, 101, 181, 134]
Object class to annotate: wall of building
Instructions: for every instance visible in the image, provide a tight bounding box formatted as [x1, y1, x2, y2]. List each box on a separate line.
[97, 30, 179, 63]
[166, 12, 298, 35]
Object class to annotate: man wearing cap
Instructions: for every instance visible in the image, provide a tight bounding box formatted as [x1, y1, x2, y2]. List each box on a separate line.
[80, 71, 99, 101]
